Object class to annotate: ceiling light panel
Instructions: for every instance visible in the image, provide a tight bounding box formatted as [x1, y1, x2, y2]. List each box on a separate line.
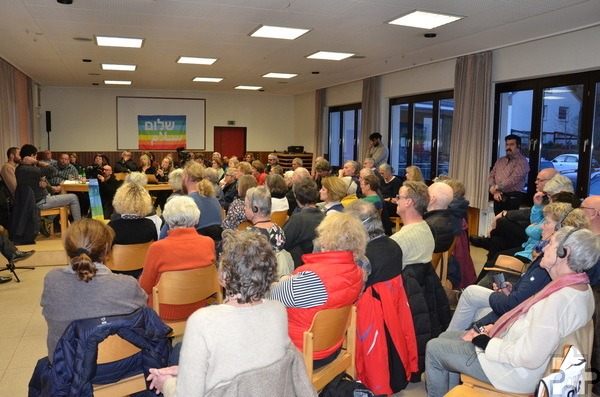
[235, 86, 262, 90]
[263, 73, 297, 79]
[95, 36, 144, 48]
[193, 77, 223, 82]
[101, 64, 137, 71]
[104, 80, 132, 85]
[388, 11, 463, 30]
[306, 51, 354, 61]
[177, 56, 218, 65]
[250, 25, 310, 40]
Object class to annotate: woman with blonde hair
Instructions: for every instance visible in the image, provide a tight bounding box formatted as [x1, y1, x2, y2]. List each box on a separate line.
[271, 212, 367, 368]
[108, 182, 158, 247]
[41, 218, 147, 361]
[405, 165, 424, 182]
[319, 176, 347, 215]
[139, 154, 156, 175]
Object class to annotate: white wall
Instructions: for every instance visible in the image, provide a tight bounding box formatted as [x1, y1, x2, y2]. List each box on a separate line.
[40, 87, 294, 152]
[293, 91, 315, 153]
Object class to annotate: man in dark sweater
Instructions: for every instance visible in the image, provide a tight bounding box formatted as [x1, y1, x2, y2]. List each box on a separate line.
[283, 178, 325, 268]
[15, 144, 81, 220]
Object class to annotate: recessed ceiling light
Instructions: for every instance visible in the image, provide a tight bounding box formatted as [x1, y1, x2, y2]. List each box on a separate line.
[102, 63, 137, 71]
[250, 25, 310, 40]
[95, 35, 144, 48]
[263, 73, 297, 79]
[388, 11, 462, 30]
[177, 56, 218, 65]
[306, 51, 355, 61]
[104, 80, 132, 85]
[235, 85, 262, 90]
[193, 77, 223, 83]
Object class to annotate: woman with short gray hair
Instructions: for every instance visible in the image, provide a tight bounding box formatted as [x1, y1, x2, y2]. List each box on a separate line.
[138, 196, 216, 320]
[244, 186, 286, 252]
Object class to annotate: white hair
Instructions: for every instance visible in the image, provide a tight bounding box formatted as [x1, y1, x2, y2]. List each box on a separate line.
[163, 196, 200, 229]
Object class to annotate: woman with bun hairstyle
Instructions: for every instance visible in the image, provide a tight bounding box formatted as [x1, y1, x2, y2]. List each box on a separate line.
[40, 218, 147, 361]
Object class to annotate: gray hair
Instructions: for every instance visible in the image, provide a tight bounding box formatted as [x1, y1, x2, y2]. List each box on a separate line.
[125, 171, 148, 187]
[544, 174, 574, 195]
[428, 182, 454, 210]
[293, 167, 311, 180]
[344, 200, 385, 240]
[204, 167, 220, 184]
[245, 186, 272, 216]
[342, 176, 358, 195]
[168, 168, 183, 191]
[555, 227, 600, 273]
[378, 163, 393, 174]
[403, 181, 429, 216]
[163, 195, 200, 229]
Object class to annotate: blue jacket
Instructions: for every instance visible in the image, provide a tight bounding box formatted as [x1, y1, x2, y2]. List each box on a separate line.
[28, 307, 172, 397]
[485, 256, 551, 320]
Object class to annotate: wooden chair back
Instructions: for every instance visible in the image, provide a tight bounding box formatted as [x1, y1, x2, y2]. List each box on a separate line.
[236, 220, 252, 231]
[93, 334, 146, 397]
[152, 265, 223, 336]
[432, 236, 458, 290]
[303, 305, 356, 391]
[113, 172, 128, 181]
[270, 210, 288, 227]
[106, 241, 153, 272]
[40, 206, 69, 236]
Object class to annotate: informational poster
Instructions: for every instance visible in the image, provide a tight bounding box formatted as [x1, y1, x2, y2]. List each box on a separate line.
[87, 179, 104, 221]
[138, 115, 186, 150]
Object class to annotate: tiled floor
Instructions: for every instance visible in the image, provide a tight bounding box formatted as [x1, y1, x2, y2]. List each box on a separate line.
[0, 237, 487, 396]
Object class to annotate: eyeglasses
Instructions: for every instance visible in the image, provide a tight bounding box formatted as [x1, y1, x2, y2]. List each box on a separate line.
[397, 194, 409, 200]
[535, 178, 550, 183]
[580, 206, 599, 212]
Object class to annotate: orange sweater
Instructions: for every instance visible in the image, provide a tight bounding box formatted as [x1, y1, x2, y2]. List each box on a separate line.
[139, 227, 215, 320]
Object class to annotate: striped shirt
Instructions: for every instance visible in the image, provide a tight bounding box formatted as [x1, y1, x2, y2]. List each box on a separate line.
[270, 271, 328, 308]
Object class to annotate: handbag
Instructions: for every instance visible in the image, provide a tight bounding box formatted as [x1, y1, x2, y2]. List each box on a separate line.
[536, 345, 586, 397]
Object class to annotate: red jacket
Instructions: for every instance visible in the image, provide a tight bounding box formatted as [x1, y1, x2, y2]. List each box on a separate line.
[288, 250, 363, 359]
[356, 276, 419, 395]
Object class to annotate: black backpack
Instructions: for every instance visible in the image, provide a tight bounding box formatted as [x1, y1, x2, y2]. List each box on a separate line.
[318, 373, 386, 397]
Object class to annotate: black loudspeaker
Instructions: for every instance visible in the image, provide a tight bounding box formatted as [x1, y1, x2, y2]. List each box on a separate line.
[45, 111, 52, 132]
[287, 145, 304, 153]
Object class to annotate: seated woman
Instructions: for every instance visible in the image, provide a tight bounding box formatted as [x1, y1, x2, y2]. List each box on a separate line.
[139, 154, 157, 175]
[166, 168, 184, 202]
[270, 212, 367, 367]
[251, 160, 268, 186]
[426, 226, 600, 396]
[147, 230, 293, 396]
[108, 182, 158, 245]
[244, 186, 285, 252]
[319, 176, 346, 215]
[360, 174, 383, 210]
[139, 196, 216, 320]
[221, 174, 257, 230]
[265, 173, 289, 213]
[41, 218, 147, 361]
[447, 203, 588, 331]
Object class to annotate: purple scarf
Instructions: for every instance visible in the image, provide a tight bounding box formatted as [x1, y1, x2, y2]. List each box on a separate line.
[489, 272, 589, 338]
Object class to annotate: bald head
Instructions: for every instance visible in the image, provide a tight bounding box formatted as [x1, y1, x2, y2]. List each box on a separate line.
[536, 168, 559, 192]
[581, 196, 600, 234]
[427, 182, 454, 211]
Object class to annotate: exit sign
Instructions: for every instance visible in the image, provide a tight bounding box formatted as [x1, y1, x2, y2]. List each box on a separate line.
[227, 120, 236, 125]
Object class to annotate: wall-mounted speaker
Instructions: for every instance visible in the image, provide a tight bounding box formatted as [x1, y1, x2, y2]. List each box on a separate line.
[45, 111, 52, 132]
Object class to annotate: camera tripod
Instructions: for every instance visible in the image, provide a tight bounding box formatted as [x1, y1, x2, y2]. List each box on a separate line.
[0, 261, 35, 283]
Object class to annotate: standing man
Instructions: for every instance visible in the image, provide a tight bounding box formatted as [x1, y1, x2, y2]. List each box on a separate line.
[488, 134, 530, 215]
[366, 132, 389, 167]
[1, 147, 22, 196]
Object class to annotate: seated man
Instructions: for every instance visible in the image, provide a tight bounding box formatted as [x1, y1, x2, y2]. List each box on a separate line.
[113, 150, 138, 173]
[282, 178, 325, 268]
[97, 165, 122, 219]
[390, 181, 434, 268]
[47, 153, 78, 194]
[424, 182, 462, 253]
[15, 144, 81, 222]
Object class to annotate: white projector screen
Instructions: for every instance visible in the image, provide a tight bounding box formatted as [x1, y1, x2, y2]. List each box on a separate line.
[116, 96, 206, 150]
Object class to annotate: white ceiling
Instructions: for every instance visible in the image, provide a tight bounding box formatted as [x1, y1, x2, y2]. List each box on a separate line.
[1, 0, 599, 95]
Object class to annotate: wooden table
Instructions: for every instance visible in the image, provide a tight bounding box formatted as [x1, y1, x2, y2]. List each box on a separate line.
[61, 181, 174, 194]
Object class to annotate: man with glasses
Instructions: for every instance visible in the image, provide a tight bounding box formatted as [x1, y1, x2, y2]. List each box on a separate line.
[220, 169, 238, 210]
[390, 181, 434, 268]
[265, 153, 279, 174]
[488, 134, 530, 215]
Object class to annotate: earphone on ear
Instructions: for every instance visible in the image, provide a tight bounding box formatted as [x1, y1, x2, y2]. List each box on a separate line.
[556, 228, 580, 259]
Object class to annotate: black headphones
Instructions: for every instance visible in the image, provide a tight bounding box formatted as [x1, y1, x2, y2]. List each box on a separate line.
[248, 191, 259, 213]
[557, 227, 580, 259]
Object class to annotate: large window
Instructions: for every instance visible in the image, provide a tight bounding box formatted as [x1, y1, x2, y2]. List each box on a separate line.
[389, 91, 454, 180]
[328, 104, 362, 167]
[494, 71, 600, 198]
